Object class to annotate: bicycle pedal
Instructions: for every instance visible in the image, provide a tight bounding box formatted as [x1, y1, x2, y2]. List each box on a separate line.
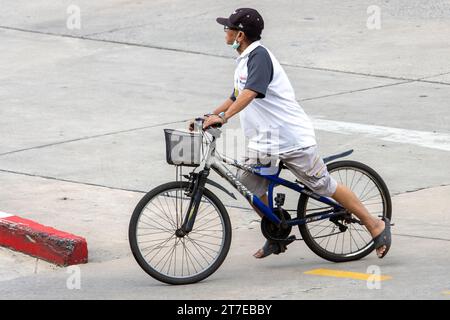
[275, 193, 286, 207]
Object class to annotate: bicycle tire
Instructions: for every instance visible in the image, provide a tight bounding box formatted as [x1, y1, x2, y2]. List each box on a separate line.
[297, 160, 392, 262]
[129, 181, 232, 284]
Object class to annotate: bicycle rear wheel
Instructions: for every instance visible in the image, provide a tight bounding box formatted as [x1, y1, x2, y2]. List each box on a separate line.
[297, 160, 392, 262]
[129, 181, 231, 285]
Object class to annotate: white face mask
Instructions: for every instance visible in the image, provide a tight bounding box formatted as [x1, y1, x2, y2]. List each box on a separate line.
[231, 33, 241, 50]
[231, 39, 240, 50]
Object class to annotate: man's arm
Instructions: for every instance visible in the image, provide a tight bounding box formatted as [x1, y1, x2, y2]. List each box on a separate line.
[212, 97, 234, 115]
[189, 97, 234, 131]
[203, 89, 257, 129]
[204, 47, 273, 129]
[223, 89, 257, 120]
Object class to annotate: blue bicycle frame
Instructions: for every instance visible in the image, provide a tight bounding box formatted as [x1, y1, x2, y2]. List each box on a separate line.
[200, 129, 349, 227]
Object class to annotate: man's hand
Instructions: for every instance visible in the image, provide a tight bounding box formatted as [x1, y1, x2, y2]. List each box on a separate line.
[202, 114, 224, 130]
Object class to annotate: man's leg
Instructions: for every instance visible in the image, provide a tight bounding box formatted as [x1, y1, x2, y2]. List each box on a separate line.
[331, 183, 387, 257]
[280, 146, 389, 258]
[235, 154, 273, 258]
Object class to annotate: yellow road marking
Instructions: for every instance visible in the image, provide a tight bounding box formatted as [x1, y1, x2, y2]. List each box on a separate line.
[304, 268, 392, 281]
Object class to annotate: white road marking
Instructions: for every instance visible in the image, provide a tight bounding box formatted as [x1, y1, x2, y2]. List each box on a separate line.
[312, 118, 450, 152]
[0, 211, 13, 218]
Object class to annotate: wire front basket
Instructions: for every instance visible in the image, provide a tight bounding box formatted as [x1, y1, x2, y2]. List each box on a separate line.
[164, 129, 203, 167]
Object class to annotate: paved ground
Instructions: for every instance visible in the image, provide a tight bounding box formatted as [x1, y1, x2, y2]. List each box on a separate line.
[0, 0, 449, 299]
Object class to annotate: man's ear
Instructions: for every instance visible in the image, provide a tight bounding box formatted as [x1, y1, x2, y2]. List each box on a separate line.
[237, 31, 245, 42]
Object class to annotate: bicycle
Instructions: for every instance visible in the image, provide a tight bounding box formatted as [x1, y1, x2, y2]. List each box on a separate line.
[129, 119, 392, 285]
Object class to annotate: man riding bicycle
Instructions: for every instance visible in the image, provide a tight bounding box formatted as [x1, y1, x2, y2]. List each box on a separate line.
[192, 8, 391, 259]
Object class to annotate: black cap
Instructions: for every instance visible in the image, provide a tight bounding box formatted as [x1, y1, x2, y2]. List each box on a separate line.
[216, 8, 264, 40]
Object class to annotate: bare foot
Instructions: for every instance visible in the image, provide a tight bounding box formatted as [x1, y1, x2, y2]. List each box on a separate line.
[253, 236, 296, 259]
[253, 248, 265, 259]
[252, 242, 281, 259]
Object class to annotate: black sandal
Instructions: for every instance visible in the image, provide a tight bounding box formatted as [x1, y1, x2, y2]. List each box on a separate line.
[254, 235, 296, 259]
[373, 217, 392, 259]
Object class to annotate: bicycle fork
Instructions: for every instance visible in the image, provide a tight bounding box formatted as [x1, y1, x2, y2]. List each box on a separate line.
[177, 168, 210, 236]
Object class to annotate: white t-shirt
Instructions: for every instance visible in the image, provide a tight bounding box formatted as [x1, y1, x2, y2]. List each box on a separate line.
[230, 41, 316, 155]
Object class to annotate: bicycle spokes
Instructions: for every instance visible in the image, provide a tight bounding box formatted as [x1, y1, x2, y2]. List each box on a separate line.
[303, 166, 387, 257]
[134, 188, 226, 278]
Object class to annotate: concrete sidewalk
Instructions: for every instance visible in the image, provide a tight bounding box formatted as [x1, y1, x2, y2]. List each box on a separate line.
[0, 171, 449, 299]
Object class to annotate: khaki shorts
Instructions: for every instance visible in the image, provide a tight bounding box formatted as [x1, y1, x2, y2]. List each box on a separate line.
[236, 145, 338, 197]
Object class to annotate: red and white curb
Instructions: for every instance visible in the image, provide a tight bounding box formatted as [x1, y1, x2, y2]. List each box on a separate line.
[0, 211, 88, 266]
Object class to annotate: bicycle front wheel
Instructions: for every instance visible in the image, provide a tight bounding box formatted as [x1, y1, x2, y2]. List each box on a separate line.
[298, 160, 392, 262]
[129, 181, 232, 285]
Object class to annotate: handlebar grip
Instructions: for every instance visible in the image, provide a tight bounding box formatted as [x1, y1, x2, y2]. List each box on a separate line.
[210, 123, 222, 129]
